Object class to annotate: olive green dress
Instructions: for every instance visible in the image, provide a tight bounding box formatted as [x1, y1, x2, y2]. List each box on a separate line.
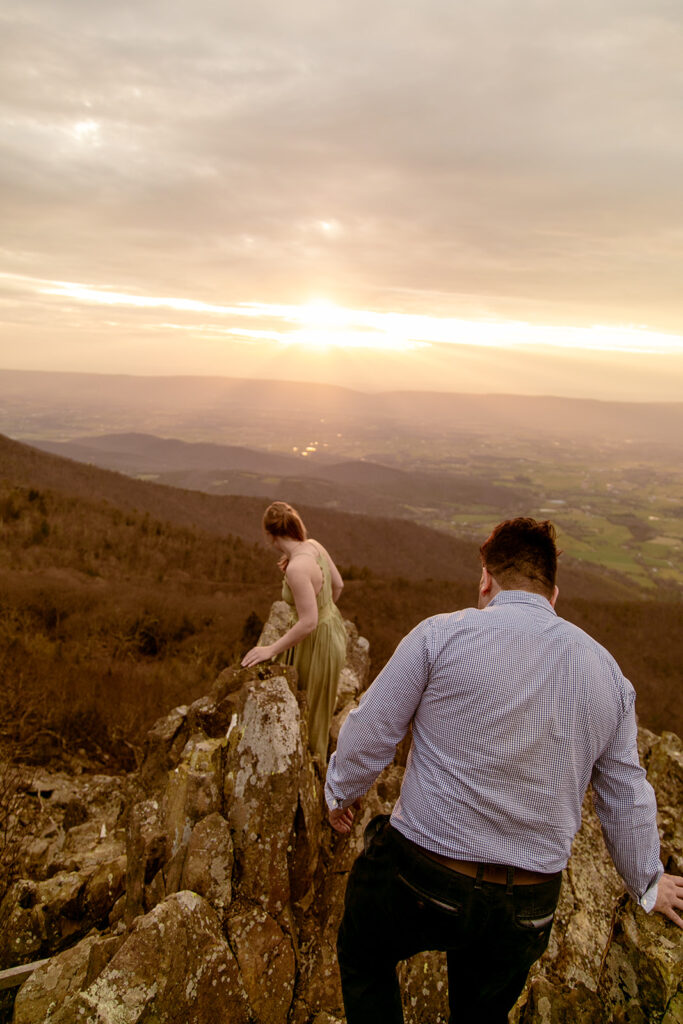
[281, 551, 347, 764]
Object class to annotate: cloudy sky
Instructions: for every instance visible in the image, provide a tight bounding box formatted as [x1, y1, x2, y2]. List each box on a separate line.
[1, 0, 682, 398]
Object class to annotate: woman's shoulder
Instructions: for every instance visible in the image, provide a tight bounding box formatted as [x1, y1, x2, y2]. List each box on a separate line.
[287, 542, 323, 574]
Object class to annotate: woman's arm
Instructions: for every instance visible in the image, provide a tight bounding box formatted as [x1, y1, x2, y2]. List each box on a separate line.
[241, 559, 319, 667]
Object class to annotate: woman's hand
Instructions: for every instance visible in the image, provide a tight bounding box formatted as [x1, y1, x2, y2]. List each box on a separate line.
[241, 644, 276, 668]
[277, 555, 289, 573]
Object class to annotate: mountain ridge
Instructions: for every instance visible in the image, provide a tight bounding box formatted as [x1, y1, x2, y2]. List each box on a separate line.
[2, 368, 681, 446]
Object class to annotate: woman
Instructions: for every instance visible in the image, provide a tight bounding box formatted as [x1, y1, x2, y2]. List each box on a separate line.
[242, 501, 347, 765]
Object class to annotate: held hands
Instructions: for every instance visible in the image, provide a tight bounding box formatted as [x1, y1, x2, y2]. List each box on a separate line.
[654, 873, 683, 928]
[278, 555, 289, 573]
[328, 800, 361, 835]
[241, 644, 276, 668]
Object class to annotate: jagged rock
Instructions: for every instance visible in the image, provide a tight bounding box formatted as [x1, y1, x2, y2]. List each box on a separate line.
[48, 892, 250, 1024]
[513, 751, 683, 1022]
[340, 619, 370, 692]
[47, 820, 126, 877]
[83, 930, 127, 988]
[19, 771, 126, 884]
[596, 895, 683, 1022]
[228, 902, 296, 1022]
[124, 797, 165, 924]
[138, 703, 190, 793]
[646, 731, 683, 875]
[519, 978, 605, 1023]
[163, 734, 225, 892]
[80, 856, 127, 926]
[12, 932, 99, 1024]
[257, 600, 294, 650]
[0, 867, 117, 969]
[333, 666, 362, 713]
[225, 670, 305, 917]
[0, 881, 47, 968]
[179, 810, 234, 921]
[186, 692, 238, 738]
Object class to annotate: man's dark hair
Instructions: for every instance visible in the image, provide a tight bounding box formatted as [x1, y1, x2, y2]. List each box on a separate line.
[480, 518, 558, 596]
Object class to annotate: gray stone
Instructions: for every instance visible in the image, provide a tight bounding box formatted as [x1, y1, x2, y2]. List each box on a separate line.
[124, 797, 165, 924]
[180, 811, 234, 920]
[225, 672, 304, 917]
[50, 891, 250, 1024]
[13, 932, 98, 1024]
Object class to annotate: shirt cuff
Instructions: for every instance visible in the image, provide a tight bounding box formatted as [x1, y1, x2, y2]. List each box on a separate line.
[638, 878, 659, 914]
[326, 794, 354, 811]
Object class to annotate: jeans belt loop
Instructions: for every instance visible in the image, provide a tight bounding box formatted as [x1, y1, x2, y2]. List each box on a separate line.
[473, 863, 485, 890]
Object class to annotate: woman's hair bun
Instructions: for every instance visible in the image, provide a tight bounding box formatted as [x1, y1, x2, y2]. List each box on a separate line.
[263, 501, 307, 541]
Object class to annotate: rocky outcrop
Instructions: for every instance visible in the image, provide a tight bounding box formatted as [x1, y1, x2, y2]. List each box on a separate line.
[3, 605, 682, 1023]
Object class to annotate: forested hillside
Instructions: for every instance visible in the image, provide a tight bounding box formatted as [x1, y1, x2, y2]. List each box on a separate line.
[0, 434, 680, 770]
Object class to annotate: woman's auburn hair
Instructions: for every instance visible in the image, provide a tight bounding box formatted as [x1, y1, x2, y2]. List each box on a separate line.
[263, 501, 307, 541]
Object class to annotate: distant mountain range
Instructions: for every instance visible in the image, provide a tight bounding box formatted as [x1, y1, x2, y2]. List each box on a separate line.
[2, 368, 681, 452]
[29, 432, 526, 517]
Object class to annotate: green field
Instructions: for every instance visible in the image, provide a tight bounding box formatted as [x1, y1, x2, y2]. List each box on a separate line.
[402, 448, 682, 593]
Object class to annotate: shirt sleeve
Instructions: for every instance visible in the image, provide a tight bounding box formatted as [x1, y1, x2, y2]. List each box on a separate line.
[590, 687, 663, 900]
[324, 619, 431, 810]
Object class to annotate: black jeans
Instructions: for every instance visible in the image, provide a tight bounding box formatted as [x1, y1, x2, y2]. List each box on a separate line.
[337, 816, 562, 1024]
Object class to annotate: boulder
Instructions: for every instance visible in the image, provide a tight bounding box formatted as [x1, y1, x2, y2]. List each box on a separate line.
[124, 797, 165, 924]
[48, 891, 250, 1024]
[0, 869, 112, 968]
[645, 731, 683, 875]
[519, 978, 605, 1023]
[163, 734, 226, 892]
[179, 810, 234, 921]
[340, 619, 370, 693]
[80, 856, 127, 926]
[225, 670, 305, 917]
[257, 600, 294, 650]
[596, 895, 683, 1022]
[13, 932, 99, 1024]
[0, 881, 46, 968]
[228, 903, 296, 1022]
[138, 704, 190, 794]
[19, 771, 127, 884]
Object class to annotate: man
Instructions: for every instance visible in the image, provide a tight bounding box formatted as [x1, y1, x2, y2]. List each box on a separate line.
[325, 518, 683, 1024]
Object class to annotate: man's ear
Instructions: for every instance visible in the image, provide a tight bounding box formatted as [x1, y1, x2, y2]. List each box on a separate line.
[480, 566, 493, 596]
[550, 585, 559, 608]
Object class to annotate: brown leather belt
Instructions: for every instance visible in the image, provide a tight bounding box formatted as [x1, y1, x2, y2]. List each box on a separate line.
[421, 849, 552, 886]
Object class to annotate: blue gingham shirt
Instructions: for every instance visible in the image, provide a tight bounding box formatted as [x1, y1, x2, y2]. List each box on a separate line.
[325, 591, 662, 899]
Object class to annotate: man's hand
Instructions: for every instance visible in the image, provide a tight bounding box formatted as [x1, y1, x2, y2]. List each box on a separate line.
[653, 873, 683, 928]
[328, 800, 361, 835]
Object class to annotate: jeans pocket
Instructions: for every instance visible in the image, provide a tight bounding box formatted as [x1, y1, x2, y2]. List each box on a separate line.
[396, 872, 464, 917]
